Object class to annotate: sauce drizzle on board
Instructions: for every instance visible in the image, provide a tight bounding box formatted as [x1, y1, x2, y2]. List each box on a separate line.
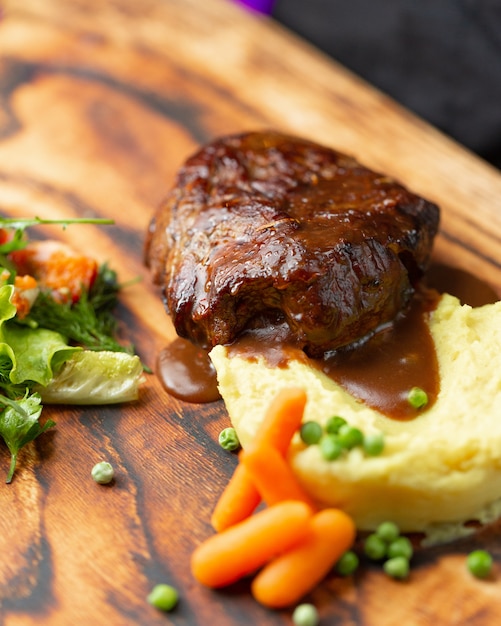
[425, 263, 499, 307]
[157, 337, 221, 403]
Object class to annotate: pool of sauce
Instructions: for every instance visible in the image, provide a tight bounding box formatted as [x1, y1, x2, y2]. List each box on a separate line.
[156, 264, 500, 415]
[425, 263, 499, 307]
[157, 337, 221, 403]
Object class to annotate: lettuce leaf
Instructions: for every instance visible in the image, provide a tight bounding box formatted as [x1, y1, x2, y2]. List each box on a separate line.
[37, 350, 144, 405]
[0, 284, 79, 481]
[3, 323, 79, 387]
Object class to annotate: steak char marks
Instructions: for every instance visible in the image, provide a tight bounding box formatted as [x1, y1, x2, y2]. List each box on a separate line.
[145, 131, 439, 357]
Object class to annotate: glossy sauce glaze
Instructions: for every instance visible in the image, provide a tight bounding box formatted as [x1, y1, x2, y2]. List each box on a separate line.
[320, 291, 439, 419]
[227, 290, 439, 420]
[146, 131, 439, 358]
[156, 265, 499, 415]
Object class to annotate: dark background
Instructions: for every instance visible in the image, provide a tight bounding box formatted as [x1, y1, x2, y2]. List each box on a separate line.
[271, 0, 501, 170]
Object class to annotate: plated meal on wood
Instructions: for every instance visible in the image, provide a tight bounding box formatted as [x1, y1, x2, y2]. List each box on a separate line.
[146, 130, 501, 610]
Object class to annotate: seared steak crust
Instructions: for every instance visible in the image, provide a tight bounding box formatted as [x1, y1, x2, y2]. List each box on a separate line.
[145, 131, 439, 356]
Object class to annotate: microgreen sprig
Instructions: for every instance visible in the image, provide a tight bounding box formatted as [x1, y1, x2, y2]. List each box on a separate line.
[0, 216, 113, 235]
[0, 216, 114, 271]
[0, 391, 55, 483]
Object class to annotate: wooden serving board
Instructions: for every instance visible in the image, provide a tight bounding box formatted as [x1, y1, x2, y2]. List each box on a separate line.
[1, 1, 501, 624]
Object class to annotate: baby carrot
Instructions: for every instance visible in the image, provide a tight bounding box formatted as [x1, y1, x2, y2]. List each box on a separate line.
[251, 508, 356, 608]
[192, 500, 312, 588]
[210, 464, 261, 532]
[241, 443, 316, 509]
[254, 387, 307, 454]
[211, 387, 308, 532]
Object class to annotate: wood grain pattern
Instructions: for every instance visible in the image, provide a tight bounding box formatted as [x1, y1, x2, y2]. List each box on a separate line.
[0, 0, 500, 624]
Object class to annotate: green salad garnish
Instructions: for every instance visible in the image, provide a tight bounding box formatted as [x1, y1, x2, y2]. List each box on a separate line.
[0, 216, 144, 482]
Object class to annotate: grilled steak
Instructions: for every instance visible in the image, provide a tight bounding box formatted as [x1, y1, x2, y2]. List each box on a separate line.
[145, 131, 439, 357]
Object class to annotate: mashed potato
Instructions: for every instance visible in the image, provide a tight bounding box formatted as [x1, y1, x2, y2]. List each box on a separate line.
[210, 294, 501, 540]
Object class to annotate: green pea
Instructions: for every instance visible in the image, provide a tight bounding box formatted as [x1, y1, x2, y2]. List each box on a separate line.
[337, 424, 364, 450]
[319, 434, 344, 461]
[218, 427, 240, 451]
[467, 549, 493, 579]
[407, 386, 428, 409]
[363, 431, 385, 456]
[375, 521, 400, 544]
[383, 556, 410, 580]
[336, 550, 359, 576]
[292, 603, 319, 626]
[91, 461, 114, 485]
[387, 536, 413, 560]
[325, 415, 347, 435]
[364, 533, 387, 561]
[299, 421, 323, 445]
[147, 583, 179, 611]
